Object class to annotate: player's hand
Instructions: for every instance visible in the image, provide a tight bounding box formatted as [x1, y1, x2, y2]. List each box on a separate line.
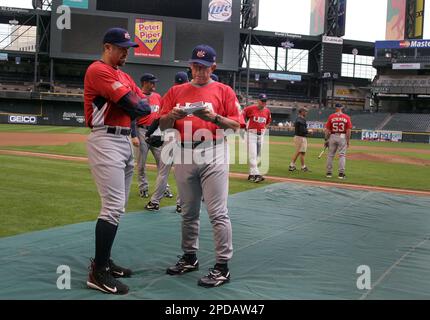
[131, 137, 140, 147]
[168, 107, 188, 120]
[193, 108, 215, 122]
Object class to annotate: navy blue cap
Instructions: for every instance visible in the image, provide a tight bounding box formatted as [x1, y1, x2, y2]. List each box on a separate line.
[189, 44, 216, 67]
[210, 73, 219, 81]
[175, 71, 189, 84]
[258, 93, 268, 101]
[140, 73, 159, 83]
[103, 27, 138, 48]
[335, 103, 344, 109]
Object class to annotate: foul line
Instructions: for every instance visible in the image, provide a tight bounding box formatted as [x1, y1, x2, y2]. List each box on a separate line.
[1, 149, 430, 197]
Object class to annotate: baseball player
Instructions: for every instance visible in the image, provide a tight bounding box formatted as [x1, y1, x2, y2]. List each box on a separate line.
[324, 103, 352, 179]
[84, 27, 151, 294]
[142, 72, 190, 213]
[242, 93, 272, 183]
[159, 44, 243, 287]
[289, 106, 313, 172]
[131, 73, 174, 200]
[174, 71, 189, 85]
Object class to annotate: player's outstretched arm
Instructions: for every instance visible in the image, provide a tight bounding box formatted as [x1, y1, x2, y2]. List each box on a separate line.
[117, 92, 151, 120]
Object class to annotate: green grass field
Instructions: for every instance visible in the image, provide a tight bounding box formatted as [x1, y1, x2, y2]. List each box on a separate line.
[1, 124, 429, 237]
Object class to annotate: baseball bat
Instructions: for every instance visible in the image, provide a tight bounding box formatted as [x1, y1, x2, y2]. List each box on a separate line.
[318, 146, 327, 159]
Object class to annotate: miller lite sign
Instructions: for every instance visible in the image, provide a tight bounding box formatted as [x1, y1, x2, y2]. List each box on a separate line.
[208, 0, 232, 22]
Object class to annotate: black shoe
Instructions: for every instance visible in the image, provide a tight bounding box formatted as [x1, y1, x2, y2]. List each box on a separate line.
[301, 166, 309, 172]
[248, 175, 256, 182]
[198, 267, 230, 288]
[288, 165, 296, 172]
[254, 175, 265, 183]
[166, 255, 199, 275]
[145, 201, 160, 211]
[87, 261, 129, 295]
[108, 259, 132, 278]
[338, 173, 346, 180]
[326, 172, 332, 178]
[176, 205, 182, 214]
[139, 190, 149, 198]
[164, 189, 174, 198]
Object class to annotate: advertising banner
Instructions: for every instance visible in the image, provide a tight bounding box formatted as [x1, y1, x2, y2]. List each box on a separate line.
[62, 0, 88, 9]
[208, 0, 232, 22]
[310, 0, 327, 36]
[361, 130, 403, 142]
[386, 0, 407, 40]
[134, 19, 163, 58]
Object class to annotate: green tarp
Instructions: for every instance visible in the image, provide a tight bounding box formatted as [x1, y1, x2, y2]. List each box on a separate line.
[1, 183, 430, 299]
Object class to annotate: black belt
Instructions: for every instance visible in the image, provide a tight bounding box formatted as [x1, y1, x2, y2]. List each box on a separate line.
[106, 126, 131, 136]
[181, 139, 225, 149]
[138, 125, 150, 129]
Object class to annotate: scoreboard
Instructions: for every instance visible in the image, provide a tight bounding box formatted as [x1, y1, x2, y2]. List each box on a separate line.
[50, 0, 240, 71]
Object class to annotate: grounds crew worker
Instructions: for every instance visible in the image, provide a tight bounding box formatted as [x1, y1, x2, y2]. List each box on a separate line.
[324, 103, 352, 179]
[289, 106, 313, 172]
[159, 44, 243, 287]
[84, 27, 151, 295]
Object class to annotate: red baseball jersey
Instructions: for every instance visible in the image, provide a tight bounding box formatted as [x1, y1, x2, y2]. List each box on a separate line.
[84, 61, 144, 128]
[137, 92, 161, 126]
[325, 112, 352, 134]
[243, 105, 272, 133]
[160, 82, 244, 141]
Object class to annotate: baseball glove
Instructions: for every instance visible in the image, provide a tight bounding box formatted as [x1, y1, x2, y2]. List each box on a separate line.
[145, 135, 163, 148]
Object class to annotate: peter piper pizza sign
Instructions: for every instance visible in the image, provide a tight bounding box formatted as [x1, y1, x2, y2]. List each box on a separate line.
[135, 19, 163, 58]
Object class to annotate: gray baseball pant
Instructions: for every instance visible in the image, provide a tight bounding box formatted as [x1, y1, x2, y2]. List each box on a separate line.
[174, 143, 233, 264]
[87, 128, 134, 226]
[247, 132, 263, 175]
[136, 127, 170, 193]
[326, 134, 348, 174]
[150, 144, 181, 206]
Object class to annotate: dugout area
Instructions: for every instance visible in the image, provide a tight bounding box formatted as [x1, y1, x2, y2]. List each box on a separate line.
[1, 182, 430, 300]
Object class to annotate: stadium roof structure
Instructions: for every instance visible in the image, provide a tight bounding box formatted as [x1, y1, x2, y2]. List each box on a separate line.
[240, 29, 374, 57]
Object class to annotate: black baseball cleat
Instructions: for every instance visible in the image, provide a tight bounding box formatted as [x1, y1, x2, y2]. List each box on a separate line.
[164, 189, 174, 198]
[326, 172, 332, 178]
[198, 267, 230, 288]
[139, 189, 149, 198]
[338, 173, 346, 180]
[176, 205, 182, 214]
[166, 255, 199, 275]
[87, 261, 129, 295]
[288, 165, 296, 172]
[108, 259, 132, 278]
[145, 201, 160, 211]
[254, 175, 265, 183]
[301, 166, 310, 172]
[247, 175, 256, 182]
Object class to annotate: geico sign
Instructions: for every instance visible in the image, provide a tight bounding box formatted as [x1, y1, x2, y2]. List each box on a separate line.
[8, 115, 37, 124]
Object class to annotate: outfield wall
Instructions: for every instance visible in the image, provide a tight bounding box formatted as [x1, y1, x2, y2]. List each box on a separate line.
[0, 99, 84, 127]
[269, 127, 430, 144]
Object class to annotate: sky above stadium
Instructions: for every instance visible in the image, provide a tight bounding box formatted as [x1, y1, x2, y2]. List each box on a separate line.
[0, 0, 429, 42]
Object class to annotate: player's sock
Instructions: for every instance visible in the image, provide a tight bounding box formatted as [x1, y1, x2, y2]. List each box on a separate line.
[214, 262, 228, 272]
[95, 219, 118, 270]
[290, 162, 295, 167]
[184, 253, 197, 263]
